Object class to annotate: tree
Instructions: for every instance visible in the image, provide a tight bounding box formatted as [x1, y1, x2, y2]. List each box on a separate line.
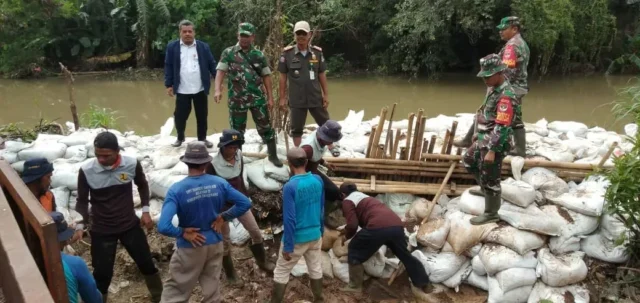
[132, 0, 169, 67]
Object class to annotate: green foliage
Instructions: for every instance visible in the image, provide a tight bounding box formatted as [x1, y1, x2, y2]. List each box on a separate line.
[0, 119, 64, 142]
[602, 78, 640, 262]
[81, 105, 121, 129]
[326, 53, 346, 75]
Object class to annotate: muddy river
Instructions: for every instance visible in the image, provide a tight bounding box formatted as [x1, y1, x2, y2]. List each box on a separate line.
[0, 74, 634, 135]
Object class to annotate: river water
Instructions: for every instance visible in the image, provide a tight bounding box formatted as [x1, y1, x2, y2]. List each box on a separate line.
[0, 74, 634, 135]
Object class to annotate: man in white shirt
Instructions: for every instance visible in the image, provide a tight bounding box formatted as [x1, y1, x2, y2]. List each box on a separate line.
[164, 20, 217, 148]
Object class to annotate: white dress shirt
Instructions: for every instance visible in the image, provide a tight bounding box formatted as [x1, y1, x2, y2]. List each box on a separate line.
[178, 40, 204, 94]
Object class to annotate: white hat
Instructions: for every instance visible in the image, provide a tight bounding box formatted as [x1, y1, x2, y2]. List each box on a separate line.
[294, 21, 311, 33]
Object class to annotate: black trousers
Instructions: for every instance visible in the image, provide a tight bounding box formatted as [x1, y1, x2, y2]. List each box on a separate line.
[348, 226, 430, 288]
[91, 225, 158, 294]
[174, 91, 208, 141]
[289, 107, 330, 137]
[314, 170, 341, 213]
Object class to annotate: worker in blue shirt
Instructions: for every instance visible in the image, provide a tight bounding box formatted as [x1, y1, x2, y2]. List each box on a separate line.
[51, 211, 102, 303]
[270, 147, 325, 303]
[158, 141, 251, 302]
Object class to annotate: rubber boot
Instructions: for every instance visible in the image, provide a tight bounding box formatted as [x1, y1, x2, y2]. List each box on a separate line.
[453, 125, 474, 148]
[341, 263, 364, 292]
[222, 255, 244, 286]
[143, 272, 163, 303]
[266, 139, 283, 167]
[102, 293, 108, 303]
[249, 243, 276, 272]
[513, 128, 526, 157]
[270, 282, 287, 303]
[310, 278, 324, 302]
[470, 195, 501, 225]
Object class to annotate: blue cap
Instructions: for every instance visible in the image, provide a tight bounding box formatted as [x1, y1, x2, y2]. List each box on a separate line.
[50, 211, 74, 242]
[218, 129, 244, 148]
[22, 158, 54, 184]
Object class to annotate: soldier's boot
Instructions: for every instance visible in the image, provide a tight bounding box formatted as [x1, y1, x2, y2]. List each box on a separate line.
[469, 186, 485, 197]
[222, 255, 244, 287]
[270, 282, 287, 303]
[102, 293, 108, 303]
[513, 128, 527, 157]
[341, 263, 364, 293]
[249, 242, 276, 272]
[266, 139, 283, 167]
[470, 195, 501, 225]
[453, 125, 474, 148]
[310, 278, 324, 302]
[143, 272, 163, 303]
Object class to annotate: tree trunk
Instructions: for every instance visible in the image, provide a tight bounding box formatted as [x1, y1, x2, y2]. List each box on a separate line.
[136, 35, 150, 68]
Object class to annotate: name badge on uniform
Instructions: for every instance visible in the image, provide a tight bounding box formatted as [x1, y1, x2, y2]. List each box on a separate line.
[310, 70, 315, 80]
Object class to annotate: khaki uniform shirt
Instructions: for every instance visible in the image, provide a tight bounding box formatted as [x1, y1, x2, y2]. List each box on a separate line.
[278, 45, 327, 108]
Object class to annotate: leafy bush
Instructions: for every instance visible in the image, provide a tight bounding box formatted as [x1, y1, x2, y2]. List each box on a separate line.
[81, 105, 121, 129]
[326, 54, 346, 75]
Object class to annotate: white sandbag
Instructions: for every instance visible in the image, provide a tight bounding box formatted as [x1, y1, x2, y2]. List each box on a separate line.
[600, 213, 630, 241]
[557, 208, 600, 238]
[463, 243, 483, 258]
[471, 255, 486, 276]
[510, 156, 525, 180]
[416, 218, 450, 250]
[479, 244, 537, 276]
[580, 232, 629, 263]
[458, 188, 488, 216]
[291, 257, 308, 277]
[329, 250, 349, 283]
[246, 163, 282, 192]
[263, 158, 290, 183]
[548, 190, 604, 217]
[406, 198, 443, 222]
[487, 275, 533, 303]
[363, 246, 387, 278]
[536, 249, 587, 287]
[151, 151, 180, 170]
[376, 193, 416, 218]
[442, 260, 472, 292]
[446, 211, 497, 255]
[498, 203, 564, 236]
[501, 178, 536, 207]
[411, 250, 468, 283]
[59, 132, 95, 147]
[534, 145, 574, 162]
[11, 161, 25, 173]
[465, 272, 488, 291]
[485, 225, 547, 255]
[18, 142, 67, 162]
[521, 167, 569, 200]
[147, 170, 186, 198]
[170, 161, 188, 175]
[321, 251, 334, 278]
[4, 141, 34, 153]
[547, 121, 588, 137]
[121, 147, 141, 161]
[549, 236, 581, 254]
[51, 169, 79, 190]
[527, 282, 590, 303]
[229, 218, 251, 245]
[495, 268, 537, 293]
[535, 119, 550, 136]
[51, 187, 71, 209]
[624, 123, 637, 137]
[1, 151, 19, 164]
[339, 110, 365, 134]
[64, 145, 87, 162]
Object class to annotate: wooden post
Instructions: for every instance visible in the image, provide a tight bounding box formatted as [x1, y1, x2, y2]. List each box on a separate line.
[366, 126, 376, 159]
[58, 63, 79, 130]
[409, 109, 424, 161]
[412, 117, 427, 161]
[385, 103, 397, 156]
[367, 107, 388, 158]
[421, 161, 457, 224]
[404, 113, 415, 160]
[391, 128, 401, 160]
[598, 142, 618, 168]
[445, 121, 458, 155]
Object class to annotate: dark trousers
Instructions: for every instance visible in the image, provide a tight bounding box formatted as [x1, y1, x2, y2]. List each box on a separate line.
[348, 226, 430, 288]
[289, 107, 330, 138]
[91, 225, 158, 294]
[315, 170, 341, 213]
[174, 91, 208, 141]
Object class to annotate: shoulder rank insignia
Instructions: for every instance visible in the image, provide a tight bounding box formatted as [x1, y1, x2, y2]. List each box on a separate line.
[311, 45, 322, 51]
[283, 45, 294, 51]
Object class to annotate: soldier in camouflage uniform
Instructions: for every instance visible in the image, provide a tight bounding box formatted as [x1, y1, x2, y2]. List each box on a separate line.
[463, 54, 519, 225]
[455, 16, 529, 157]
[214, 23, 282, 167]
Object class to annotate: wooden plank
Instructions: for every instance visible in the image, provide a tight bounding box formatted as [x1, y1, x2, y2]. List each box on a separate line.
[0, 189, 54, 303]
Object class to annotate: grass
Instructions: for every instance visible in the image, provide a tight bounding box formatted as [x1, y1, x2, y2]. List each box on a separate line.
[81, 104, 121, 129]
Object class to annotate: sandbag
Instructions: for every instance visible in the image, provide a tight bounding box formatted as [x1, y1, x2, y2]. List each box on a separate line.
[534, 145, 574, 162]
[329, 250, 349, 283]
[51, 187, 71, 209]
[148, 170, 186, 198]
[549, 236, 581, 254]
[263, 158, 290, 183]
[229, 218, 251, 245]
[556, 207, 600, 238]
[510, 156, 525, 180]
[548, 189, 605, 217]
[406, 198, 443, 222]
[458, 188, 488, 216]
[363, 246, 387, 278]
[321, 251, 334, 278]
[498, 203, 565, 236]
[521, 168, 569, 200]
[246, 163, 282, 192]
[64, 145, 87, 162]
[1, 151, 19, 164]
[446, 211, 497, 255]
[339, 110, 365, 134]
[463, 243, 483, 258]
[465, 272, 488, 291]
[500, 178, 536, 208]
[487, 275, 533, 303]
[376, 193, 416, 218]
[4, 141, 33, 153]
[332, 236, 349, 258]
[51, 168, 79, 190]
[411, 250, 468, 283]
[322, 228, 340, 251]
[624, 123, 637, 137]
[536, 249, 587, 287]
[600, 213, 630, 242]
[170, 161, 188, 175]
[442, 260, 472, 292]
[11, 161, 25, 173]
[291, 257, 308, 277]
[547, 121, 588, 137]
[495, 267, 537, 294]
[580, 232, 629, 263]
[18, 142, 67, 162]
[527, 282, 590, 303]
[416, 218, 450, 250]
[471, 255, 486, 276]
[485, 225, 547, 255]
[478, 244, 537, 276]
[59, 131, 95, 147]
[151, 150, 180, 170]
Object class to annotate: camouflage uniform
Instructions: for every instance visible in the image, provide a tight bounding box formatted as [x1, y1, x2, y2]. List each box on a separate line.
[217, 23, 274, 142]
[463, 54, 518, 225]
[497, 16, 530, 128]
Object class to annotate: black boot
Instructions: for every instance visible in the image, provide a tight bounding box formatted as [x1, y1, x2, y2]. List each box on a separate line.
[102, 293, 108, 303]
[513, 128, 526, 157]
[249, 243, 275, 272]
[310, 278, 324, 302]
[470, 195, 501, 225]
[222, 255, 244, 286]
[143, 272, 163, 303]
[453, 124, 474, 148]
[266, 139, 283, 167]
[341, 264, 364, 292]
[270, 282, 287, 303]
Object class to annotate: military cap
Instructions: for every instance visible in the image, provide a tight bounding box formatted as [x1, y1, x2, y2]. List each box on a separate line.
[477, 54, 507, 78]
[239, 22, 255, 36]
[497, 16, 520, 30]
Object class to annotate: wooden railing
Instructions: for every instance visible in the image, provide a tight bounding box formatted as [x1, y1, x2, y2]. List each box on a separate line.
[0, 160, 67, 303]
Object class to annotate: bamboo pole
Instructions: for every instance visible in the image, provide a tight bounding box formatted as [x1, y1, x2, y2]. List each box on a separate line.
[385, 103, 398, 156]
[368, 107, 388, 158]
[412, 117, 427, 161]
[330, 167, 477, 179]
[331, 163, 469, 173]
[403, 113, 415, 160]
[331, 182, 471, 195]
[421, 161, 457, 224]
[420, 153, 614, 170]
[598, 142, 618, 168]
[427, 135, 437, 155]
[391, 128, 402, 160]
[440, 129, 451, 155]
[445, 121, 458, 155]
[388, 264, 406, 286]
[365, 126, 376, 158]
[282, 111, 290, 152]
[59, 63, 80, 130]
[409, 109, 424, 161]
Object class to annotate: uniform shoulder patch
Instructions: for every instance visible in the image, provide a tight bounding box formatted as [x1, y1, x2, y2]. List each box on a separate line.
[311, 45, 322, 51]
[502, 44, 517, 68]
[283, 45, 293, 51]
[495, 96, 514, 126]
